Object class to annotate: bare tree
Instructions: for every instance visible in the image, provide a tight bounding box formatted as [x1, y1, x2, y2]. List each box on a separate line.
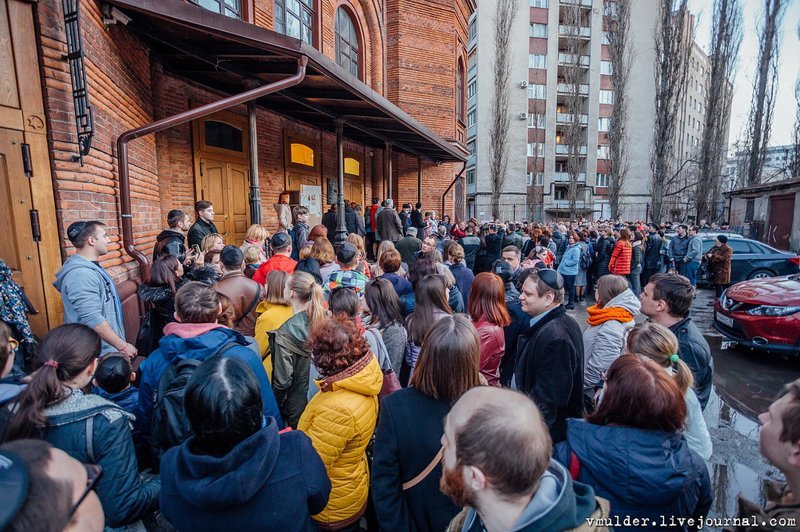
[790, 74, 800, 178]
[488, 0, 518, 220]
[650, 0, 690, 223]
[744, 0, 787, 187]
[527, 104, 545, 221]
[560, 3, 586, 220]
[604, 0, 631, 219]
[695, 0, 741, 222]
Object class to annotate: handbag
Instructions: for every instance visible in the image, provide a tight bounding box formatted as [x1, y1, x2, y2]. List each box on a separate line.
[365, 328, 402, 399]
[135, 308, 158, 357]
[402, 446, 444, 490]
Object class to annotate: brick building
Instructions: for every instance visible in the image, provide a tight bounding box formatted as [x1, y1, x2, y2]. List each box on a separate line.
[0, 0, 471, 334]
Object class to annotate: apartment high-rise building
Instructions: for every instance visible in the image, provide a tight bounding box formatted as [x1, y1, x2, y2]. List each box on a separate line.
[467, 0, 729, 223]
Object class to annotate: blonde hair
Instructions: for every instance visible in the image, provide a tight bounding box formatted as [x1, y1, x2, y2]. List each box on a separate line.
[595, 274, 630, 308]
[265, 270, 290, 305]
[289, 271, 325, 329]
[346, 233, 366, 259]
[626, 322, 694, 395]
[244, 224, 269, 242]
[372, 240, 397, 276]
[298, 244, 313, 260]
[310, 239, 336, 266]
[435, 262, 456, 288]
[201, 233, 224, 253]
[448, 243, 465, 263]
[243, 246, 262, 265]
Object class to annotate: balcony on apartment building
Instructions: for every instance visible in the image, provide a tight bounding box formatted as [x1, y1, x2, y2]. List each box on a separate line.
[558, 53, 590, 67]
[549, 199, 588, 209]
[556, 83, 589, 95]
[559, 0, 592, 7]
[555, 144, 588, 155]
[553, 172, 587, 182]
[558, 24, 591, 38]
[556, 112, 588, 125]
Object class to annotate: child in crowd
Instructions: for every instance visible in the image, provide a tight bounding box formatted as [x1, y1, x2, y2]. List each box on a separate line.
[94, 353, 139, 415]
[243, 246, 262, 279]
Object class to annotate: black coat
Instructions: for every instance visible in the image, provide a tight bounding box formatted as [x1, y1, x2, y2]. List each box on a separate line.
[187, 218, 219, 249]
[514, 305, 584, 443]
[345, 204, 358, 234]
[643, 232, 662, 270]
[410, 209, 425, 230]
[154, 230, 187, 262]
[500, 300, 529, 387]
[595, 237, 615, 278]
[372, 388, 461, 531]
[322, 210, 338, 242]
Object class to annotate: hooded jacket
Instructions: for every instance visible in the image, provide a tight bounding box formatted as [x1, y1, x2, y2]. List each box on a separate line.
[554, 419, 712, 532]
[153, 229, 186, 261]
[298, 354, 383, 527]
[454, 460, 610, 532]
[160, 418, 330, 532]
[582, 289, 640, 391]
[53, 254, 125, 355]
[137, 323, 282, 443]
[272, 311, 313, 428]
[514, 305, 584, 443]
[40, 391, 160, 527]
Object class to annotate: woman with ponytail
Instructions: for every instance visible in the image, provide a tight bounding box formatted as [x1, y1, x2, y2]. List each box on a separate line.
[272, 271, 326, 428]
[625, 322, 712, 460]
[2, 324, 160, 527]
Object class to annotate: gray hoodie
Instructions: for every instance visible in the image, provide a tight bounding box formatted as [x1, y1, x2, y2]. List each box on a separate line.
[53, 254, 125, 354]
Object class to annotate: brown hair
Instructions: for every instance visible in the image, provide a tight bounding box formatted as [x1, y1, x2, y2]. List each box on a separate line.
[308, 315, 370, 377]
[648, 273, 693, 318]
[618, 228, 631, 242]
[379, 249, 402, 274]
[468, 272, 511, 327]
[778, 379, 800, 444]
[289, 271, 326, 329]
[448, 243, 465, 263]
[364, 278, 403, 329]
[204, 250, 221, 266]
[308, 224, 328, 242]
[626, 322, 694, 395]
[175, 281, 220, 323]
[595, 274, 630, 308]
[195, 200, 212, 213]
[587, 354, 686, 432]
[328, 287, 359, 318]
[150, 255, 182, 293]
[408, 275, 452, 343]
[217, 293, 235, 328]
[265, 270, 290, 305]
[310, 239, 336, 266]
[4, 324, 101, 441]
[410, 315, 481, 404]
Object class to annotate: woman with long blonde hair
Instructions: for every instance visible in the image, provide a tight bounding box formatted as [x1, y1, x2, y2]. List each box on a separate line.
[625, 322, 712, 460]
[271, 271, 326, 428]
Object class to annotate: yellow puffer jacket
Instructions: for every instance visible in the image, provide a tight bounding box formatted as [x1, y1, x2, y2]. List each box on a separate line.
[298, 353, 383, 526]
[253, 301, 293, 380]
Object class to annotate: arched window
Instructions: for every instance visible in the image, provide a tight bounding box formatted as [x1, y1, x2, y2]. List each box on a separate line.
[457, 58, 465, 123]
[290, 142, 315, 167]
[344, 157, 360, 176]
[275, 0, 315, 45]
[335, 7, 360, 78]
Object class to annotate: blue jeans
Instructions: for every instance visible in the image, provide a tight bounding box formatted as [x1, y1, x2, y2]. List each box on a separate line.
[562, 274, 576, 306]
[685, 261, 700, 287]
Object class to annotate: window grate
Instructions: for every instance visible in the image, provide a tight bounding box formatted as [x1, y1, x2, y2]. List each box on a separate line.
[62, 0, 94, 166]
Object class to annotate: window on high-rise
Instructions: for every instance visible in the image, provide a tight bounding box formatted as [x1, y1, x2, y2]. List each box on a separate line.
[468, 80, 477, 98]
[275, 0, 314, 45]
[468, 141, 476, 155]
[528, 113, 546, 128]
[598, 117, 611, 131]
[596, 173, 608, 187]
[599, 90, 614, 104]
[597, 146, 610, 159]
[335, 7, 360, 78]
[467, 109, 476, 127]
[467, 168, 476, 185]
[530, 0, 548, 7]
[529, 54, 547, 69]
[530, 23, 548, 38]
[600, 61, 612, 75]
[528, 84, 547, 99]
[527, 142, 545, 157]
[195, 0, 242, 18]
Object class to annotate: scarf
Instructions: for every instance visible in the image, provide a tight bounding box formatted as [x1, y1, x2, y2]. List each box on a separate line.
[586, 304, 635, 326]
[0, 259, 35, 346]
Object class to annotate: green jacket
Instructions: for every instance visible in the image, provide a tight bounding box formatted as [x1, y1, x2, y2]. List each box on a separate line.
[272, 312, 312, 428]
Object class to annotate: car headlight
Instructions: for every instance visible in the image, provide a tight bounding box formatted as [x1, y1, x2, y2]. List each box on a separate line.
[746, 305, 800, 317]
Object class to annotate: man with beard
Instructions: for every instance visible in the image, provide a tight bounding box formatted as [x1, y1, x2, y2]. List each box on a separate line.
[440, 387, 610, 532]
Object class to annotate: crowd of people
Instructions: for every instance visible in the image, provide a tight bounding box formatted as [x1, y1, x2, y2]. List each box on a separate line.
[0, 198, 796, 532]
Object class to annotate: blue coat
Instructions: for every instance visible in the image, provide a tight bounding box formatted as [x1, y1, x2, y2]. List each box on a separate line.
[160, 418, 330, 531]
[381, 272, 413, 298]
[554, 419, 711, 532]
[42, 392, 160, 527]
[449, 262, 475, 307]
[557, 244, 581, 276]
[137, 327, 282, 444]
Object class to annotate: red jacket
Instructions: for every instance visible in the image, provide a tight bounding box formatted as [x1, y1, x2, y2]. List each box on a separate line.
[609, 240, 632, 275]
[253, 254, 297, 285]
[474, 319, 505, 387]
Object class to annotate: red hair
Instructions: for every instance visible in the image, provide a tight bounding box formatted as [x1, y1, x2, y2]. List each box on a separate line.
[467, 272, 511, 327]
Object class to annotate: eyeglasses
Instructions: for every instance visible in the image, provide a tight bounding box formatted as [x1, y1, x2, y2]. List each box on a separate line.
[69, 463, 103, 517]
[537, 268, 564, 291]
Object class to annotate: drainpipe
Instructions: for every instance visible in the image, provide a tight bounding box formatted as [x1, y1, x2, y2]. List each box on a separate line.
[441, 161, 467, 222]
[117, 57, 308, 281]
[247, 101, 261, 224]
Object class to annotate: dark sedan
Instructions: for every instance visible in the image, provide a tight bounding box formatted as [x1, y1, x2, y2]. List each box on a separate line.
[697, 237, 800, 284]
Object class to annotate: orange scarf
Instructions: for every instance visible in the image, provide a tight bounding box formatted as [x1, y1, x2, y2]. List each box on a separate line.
[586, 304, 635, 326]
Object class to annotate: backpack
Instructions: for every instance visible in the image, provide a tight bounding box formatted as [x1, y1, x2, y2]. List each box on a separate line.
[579, 247, 593, 270]
[150, 341, 239, 457]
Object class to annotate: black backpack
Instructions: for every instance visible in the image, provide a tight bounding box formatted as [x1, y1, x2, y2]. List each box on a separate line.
[579, 248, 593, 270]
[150, 341, 239, 458]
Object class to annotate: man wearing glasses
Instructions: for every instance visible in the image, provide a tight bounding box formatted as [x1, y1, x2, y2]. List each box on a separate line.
[53, 221, 135, 357]
[513, 268, 584, 444]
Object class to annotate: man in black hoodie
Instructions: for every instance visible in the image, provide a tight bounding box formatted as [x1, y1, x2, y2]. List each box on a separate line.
[153, 209, 192, 261]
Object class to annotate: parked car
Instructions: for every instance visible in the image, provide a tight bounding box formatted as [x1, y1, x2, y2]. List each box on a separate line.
[714, 274, 800, 358]
[663, 233, 799, 284]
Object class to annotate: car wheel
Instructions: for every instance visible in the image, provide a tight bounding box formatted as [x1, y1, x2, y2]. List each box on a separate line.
[747, 269, 774, 280]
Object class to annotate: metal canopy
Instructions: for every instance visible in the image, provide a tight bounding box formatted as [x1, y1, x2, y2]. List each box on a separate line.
[103, 0, 466, 162]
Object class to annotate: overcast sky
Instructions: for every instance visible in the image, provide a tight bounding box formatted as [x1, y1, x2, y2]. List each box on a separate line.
[687, 0, 800, 148]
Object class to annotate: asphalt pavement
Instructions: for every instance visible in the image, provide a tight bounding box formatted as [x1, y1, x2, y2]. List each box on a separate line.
[565, 287, 800, 528]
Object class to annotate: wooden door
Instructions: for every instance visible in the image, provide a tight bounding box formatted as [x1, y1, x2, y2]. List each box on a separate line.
[197, 156, 249, 245]
[0, 0, 62, 334]
[344, 177, 363, 207]
[767, 194, 795, 251]
[287, 172, 319, 191]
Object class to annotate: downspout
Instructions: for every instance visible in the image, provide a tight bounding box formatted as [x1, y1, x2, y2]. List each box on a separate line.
[117, 57, 308, 281]
[441, 161, 467, 222]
